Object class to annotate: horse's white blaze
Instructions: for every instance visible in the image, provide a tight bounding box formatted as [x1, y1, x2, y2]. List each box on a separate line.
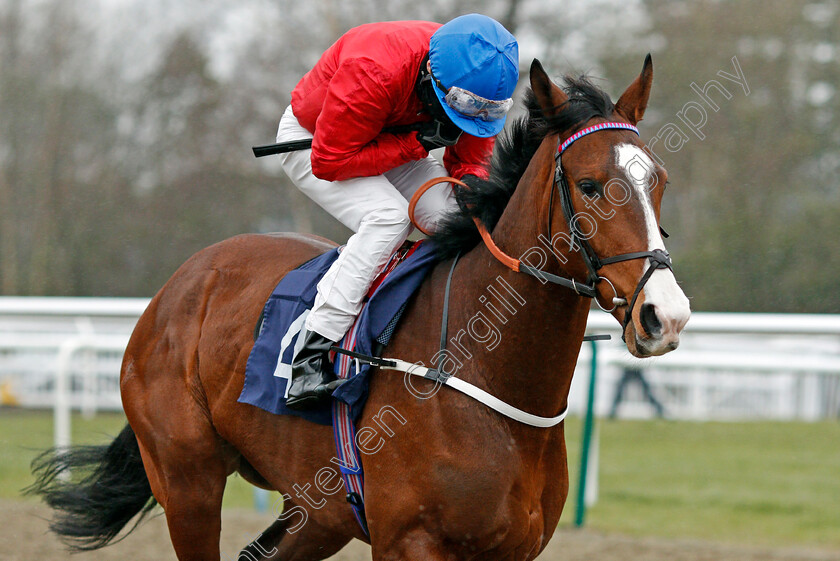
[615, 144, 690, 338]
[615, 144, 663, 251]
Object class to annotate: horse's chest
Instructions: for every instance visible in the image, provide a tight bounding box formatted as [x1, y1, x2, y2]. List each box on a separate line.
[428, 495, 554, 561]
[419, 437, 566, 558]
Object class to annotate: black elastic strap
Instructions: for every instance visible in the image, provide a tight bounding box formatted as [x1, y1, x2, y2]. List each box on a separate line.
[330, 346, 396, 368]
[437, 253, 461, 375]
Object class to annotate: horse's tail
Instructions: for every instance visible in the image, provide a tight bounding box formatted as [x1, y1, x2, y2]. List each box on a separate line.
[26, 423, 157, 551]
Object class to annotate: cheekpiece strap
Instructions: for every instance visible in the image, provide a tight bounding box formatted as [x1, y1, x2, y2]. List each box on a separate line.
[559, 122, 639, 154]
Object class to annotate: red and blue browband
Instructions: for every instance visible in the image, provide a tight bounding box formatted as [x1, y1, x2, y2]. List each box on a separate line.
[559, 122, 640, 155]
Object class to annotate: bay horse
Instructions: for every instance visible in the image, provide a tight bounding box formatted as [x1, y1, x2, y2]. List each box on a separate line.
[29, 57, 690, 560]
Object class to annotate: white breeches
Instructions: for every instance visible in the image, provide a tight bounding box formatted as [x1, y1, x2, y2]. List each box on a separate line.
[275, 106, 458, 341]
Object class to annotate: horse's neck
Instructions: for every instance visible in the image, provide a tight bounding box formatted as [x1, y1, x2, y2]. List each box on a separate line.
[445, 147, 590, 418]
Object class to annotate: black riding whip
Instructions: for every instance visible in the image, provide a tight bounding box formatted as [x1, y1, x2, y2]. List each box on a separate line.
[252, 123, 423, 158]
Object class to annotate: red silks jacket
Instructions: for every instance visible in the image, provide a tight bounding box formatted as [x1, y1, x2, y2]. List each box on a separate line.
[290, 21, 495, 182]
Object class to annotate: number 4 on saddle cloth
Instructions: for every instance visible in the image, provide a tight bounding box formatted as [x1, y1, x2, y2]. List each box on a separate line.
[238, 239, 438, 535]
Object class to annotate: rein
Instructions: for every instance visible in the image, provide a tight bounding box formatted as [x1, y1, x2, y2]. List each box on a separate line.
[410, 178, 599, 298]
[409, 121, 673, 331]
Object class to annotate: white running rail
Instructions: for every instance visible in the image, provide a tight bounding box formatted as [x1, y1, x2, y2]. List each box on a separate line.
[1, 297, 839, 451]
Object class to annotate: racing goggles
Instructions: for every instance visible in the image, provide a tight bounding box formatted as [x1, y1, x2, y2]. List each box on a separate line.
[431, 70, 514, 122]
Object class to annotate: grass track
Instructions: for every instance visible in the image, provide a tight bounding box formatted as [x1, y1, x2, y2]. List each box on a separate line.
[560, 417, 840, 548]
[2, 409, 838, 548]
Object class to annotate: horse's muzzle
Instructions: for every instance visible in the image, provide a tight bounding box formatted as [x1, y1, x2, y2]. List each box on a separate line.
[624, 270, 691, 357]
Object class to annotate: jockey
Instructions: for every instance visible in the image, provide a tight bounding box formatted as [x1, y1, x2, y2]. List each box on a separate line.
[276, 14, 519, 410]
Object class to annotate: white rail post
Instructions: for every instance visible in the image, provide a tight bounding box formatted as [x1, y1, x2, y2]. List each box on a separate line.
[54, 338, 88, 452]
[75, 317, 98, 420]
[54, 337, 86, 481]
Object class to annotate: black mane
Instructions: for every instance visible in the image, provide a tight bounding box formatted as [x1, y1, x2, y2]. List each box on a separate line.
[430, 75, 615, 260]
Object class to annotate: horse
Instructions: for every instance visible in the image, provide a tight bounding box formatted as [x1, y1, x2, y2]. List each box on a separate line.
[29, 56, 690, 561]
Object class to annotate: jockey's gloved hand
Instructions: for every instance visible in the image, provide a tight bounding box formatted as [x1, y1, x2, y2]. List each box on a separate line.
[416, 119, 463, 151]
[459, 174, 482, 189]
[454, 174, 482, 213]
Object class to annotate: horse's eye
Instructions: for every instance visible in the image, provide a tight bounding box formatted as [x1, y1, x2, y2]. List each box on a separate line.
[577, 180, 598, 196]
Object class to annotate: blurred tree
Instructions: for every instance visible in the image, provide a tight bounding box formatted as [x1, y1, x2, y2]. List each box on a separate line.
[595, 0, 840, 312]
[0, 0, 24, 294]
[0, 0, 131, 295]
[0, 0, 837, 312]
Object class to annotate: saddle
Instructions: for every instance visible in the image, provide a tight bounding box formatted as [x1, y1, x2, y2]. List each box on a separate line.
[239, 239, 436, 423]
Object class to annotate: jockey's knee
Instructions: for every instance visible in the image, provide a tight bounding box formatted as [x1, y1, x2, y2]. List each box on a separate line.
[359, 206, 411, 234]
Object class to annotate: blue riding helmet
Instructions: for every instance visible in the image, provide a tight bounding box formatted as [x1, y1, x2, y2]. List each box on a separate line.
[429, 14, 519, 138]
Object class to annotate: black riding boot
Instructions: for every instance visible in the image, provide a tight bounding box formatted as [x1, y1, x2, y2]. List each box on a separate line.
[286, 331, 342, 410]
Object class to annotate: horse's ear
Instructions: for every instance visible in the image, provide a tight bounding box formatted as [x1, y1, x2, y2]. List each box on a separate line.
[615, 54, 653, 125]
[530, 59, 568, 118]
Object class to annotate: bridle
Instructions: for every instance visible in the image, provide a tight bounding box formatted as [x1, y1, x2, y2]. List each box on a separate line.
[410, 121, 674, 336]
[547, 121, 673, 334]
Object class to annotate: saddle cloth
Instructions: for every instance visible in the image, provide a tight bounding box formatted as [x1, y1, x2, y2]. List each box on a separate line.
[237, 240, 439, 424]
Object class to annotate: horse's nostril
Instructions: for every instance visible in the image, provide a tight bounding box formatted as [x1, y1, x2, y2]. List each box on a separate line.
[639, 302, 662, 338]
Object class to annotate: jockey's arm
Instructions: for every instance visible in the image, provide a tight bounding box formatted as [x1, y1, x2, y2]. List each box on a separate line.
[443, 133, 494, 181]
[310, 57, 427, 182]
